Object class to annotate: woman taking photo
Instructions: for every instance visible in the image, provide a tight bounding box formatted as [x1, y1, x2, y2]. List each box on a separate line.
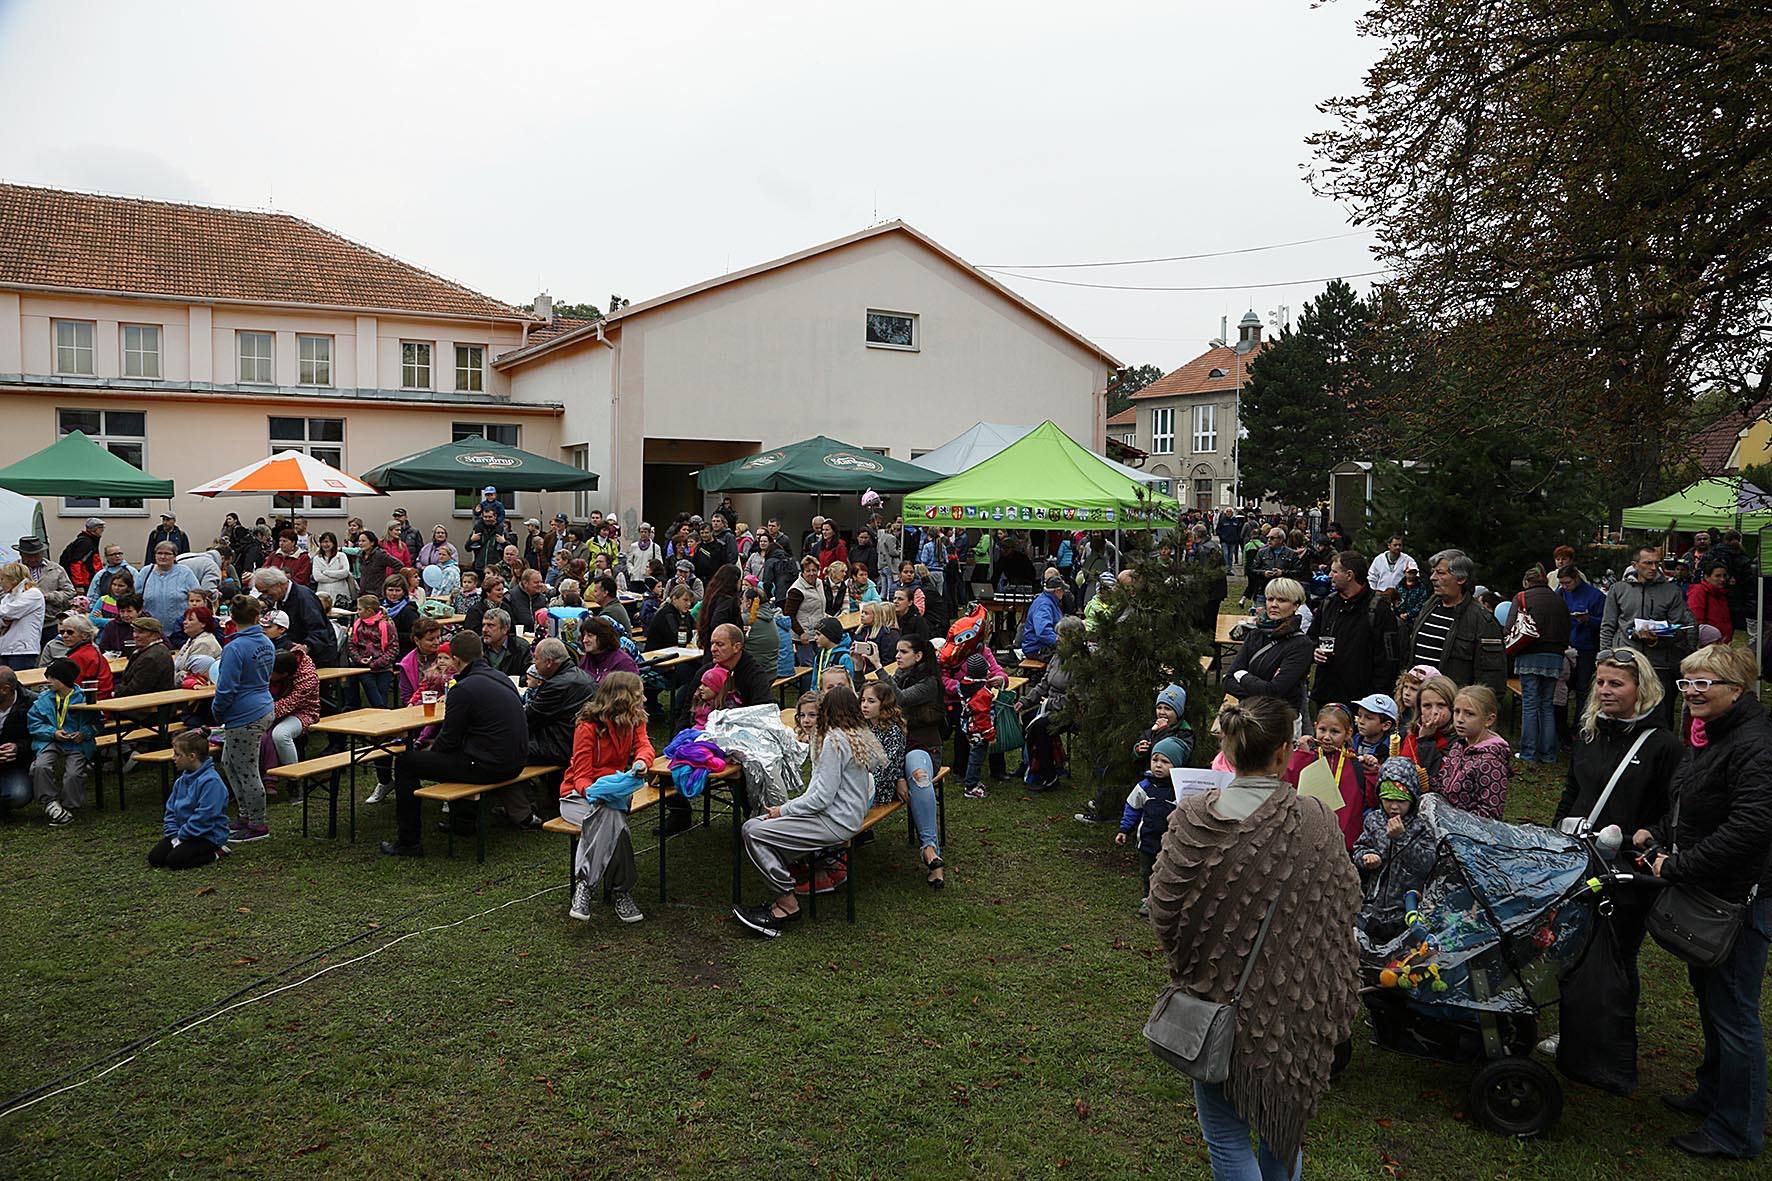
[312, 532, 353, 605]
[0, 563, 45, 671]
[1224, 577, 1314, 722]
[1149, 695, 1359, 1179]
[848, 600, 899, 678]
[1544, 647, 1680, 1082]
[1638, 644, 1772, 1161]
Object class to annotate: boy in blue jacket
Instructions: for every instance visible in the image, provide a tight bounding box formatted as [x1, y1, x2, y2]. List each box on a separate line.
[474, 486, 508, 528]
[1116, 736, 1189, 917]
[149, 730, 231, 869]
[28, 657, 97, 827]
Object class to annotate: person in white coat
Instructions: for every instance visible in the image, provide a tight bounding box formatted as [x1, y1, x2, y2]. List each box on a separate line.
[0, 563, 47, 671]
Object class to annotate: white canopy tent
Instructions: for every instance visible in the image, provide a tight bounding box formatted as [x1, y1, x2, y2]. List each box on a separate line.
[911, 421, 1162, 485]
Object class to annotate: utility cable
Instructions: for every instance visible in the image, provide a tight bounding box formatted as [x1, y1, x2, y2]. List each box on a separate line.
[978, 229, 1371, 270]
[982, 268, 1390, 292]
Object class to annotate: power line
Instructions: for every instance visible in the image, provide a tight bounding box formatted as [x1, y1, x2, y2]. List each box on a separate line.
[985, 268, 1390, 292]
[979, 230, 1371, 270]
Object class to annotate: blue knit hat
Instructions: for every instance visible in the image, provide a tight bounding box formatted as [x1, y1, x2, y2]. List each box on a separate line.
[1156, 684, 1187, 717]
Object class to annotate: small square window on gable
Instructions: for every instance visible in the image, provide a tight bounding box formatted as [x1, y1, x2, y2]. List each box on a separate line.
[865, 309, 918, 351]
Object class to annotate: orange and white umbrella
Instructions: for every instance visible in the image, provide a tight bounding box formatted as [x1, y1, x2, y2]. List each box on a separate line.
[190, 450, 382, 498]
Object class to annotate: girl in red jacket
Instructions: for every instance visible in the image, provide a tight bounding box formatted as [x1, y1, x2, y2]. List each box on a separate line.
[1686, 562, 1734, 643]
[560, 671, 656, 926]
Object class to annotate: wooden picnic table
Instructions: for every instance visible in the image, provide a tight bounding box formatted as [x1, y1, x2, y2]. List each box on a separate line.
[17, 655, 126, 689]
[72, 685, 216, 810]
[644, 645, 704, 670]
[309, 702, 445, 841]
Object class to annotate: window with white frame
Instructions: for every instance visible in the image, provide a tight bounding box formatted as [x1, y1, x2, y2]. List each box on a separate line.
[54, 320, 95, 375]
[565, 443, 592, 519]
[865, 310, 918, 351]
[402, 341, 432, 389]
[455, 344, 484, 392]
[297, 335, 333, 386]
[58, 408, 146, 512]
[1192, 403, 1218, 453]
[238, 331, 273, 383]
[452, 422, 519, 513]
[269, 416, 346, 512]
[1151, 407, 1175, 454]
[121, 324, 161, 379]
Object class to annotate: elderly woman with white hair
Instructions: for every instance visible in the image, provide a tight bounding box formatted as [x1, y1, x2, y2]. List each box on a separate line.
[57, 613, 113, 698]
[1637, 643, 1772, 1160]
[1225, 577, 1314, 720]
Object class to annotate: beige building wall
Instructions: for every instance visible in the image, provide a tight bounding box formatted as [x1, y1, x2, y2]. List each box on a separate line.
[0, 290, 559, 555]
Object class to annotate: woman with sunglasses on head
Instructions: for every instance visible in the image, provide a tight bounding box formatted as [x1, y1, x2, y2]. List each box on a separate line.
[1635, 644, 1772, 1160]
[1546, 647, 1682, 1084]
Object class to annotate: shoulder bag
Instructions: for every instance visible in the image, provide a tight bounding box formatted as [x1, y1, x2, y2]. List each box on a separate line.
[1645, 791, 1764, 970]
[1143, 893, 1281, 1083]
[1504, 592, 1541, 655]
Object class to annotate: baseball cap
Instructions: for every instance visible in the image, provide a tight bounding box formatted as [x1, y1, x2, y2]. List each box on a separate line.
[160, 512, 176, 520]
[525, 518, 541, 528]
[392, 507, 408, 517]
[261, 609, 291, 630]
[84, 517, 105, 529]
[481, 486, 497, 495]
[1043, 573, 1066, 589]
[1354, 693, 1399, 722]
[553, 512, 569, 524]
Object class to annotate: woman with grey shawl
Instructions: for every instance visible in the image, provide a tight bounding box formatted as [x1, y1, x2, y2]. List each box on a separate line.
[1148, 694, 1361, 1179]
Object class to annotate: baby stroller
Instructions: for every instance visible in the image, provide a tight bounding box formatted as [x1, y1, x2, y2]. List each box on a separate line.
[1354, 795, 1659, 1138]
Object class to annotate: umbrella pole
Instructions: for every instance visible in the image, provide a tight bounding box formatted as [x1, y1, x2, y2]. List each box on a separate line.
[1113, 528, 1121, 574]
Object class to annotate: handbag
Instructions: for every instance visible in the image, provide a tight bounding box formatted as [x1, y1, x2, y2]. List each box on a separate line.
[990, 690, 1024, 755]
[1143, 893, 1281, 1083]
[1645, 792, 1763, 970]
[1503, 592, 1540, 655]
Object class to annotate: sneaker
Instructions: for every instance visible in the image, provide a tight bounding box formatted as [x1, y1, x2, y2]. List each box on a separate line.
[45, 800, 73, 827]
[364, 782, 391, 805]
[1137, 897, 1150, 918]
[1074, 806, 1101, 825]
[964, 785, 988, 799]
[378, 840, 424, 858]
[611, 891, 644, 924]
[514, 812, 543, 831]
[1536, 1034, 1560, 1057]
[731, 903, 800, 938]
[794, 864, 847, 895]
[568, 877, 595, 922]
[233, 820, 270, 843]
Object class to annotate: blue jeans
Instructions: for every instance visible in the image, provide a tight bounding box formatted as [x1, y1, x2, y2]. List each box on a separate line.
[347, 669, 392, 710]
[964, 736, 989, 788]
[1689, 896, 1771, 1157]
[1, 654, 38, 672]
[1515, 652, 1563, 763]
[905, 748, 940, 855]
[1193, 1080, 1302, 1180]
[0, 766, 30, 811]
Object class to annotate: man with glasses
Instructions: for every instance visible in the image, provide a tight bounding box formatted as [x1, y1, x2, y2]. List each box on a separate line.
[1599, 544, 1697, 727]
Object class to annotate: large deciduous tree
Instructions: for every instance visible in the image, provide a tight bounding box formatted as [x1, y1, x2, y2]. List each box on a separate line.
[1309, 1, 1772, 501]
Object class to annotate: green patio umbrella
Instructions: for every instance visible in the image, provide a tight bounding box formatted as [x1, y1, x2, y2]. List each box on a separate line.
[359, 435, 599, 492]
[696, 435, 941, 494]
[0, 430, 174, 498]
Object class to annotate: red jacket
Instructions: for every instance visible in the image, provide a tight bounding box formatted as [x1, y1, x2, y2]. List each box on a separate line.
[266, 549, 313, 588]
[1686, 579, 1734, 643]
[68, 639, 113, 699]
[961, 683, 996, 744]
[560, 718, 656, 798]
[270, 646, 320, 728]
[816, 538, 848, 571]
[1284, 745, 1373, 850]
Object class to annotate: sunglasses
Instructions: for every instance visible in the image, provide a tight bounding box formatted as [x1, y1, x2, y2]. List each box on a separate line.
[1595, 649, 1643, 665]
[1675, 678, 1738, 693]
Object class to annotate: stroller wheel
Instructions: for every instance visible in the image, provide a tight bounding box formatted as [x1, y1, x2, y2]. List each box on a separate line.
[1467, 1056, 1563, 1138]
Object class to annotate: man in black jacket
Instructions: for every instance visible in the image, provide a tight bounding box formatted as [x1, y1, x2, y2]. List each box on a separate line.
[1406, 549, 1506, 695]
[0, 668, 36, 814]
[143, 512, 190, 567]
[525, 637, 593, 771]
[1308, 550, 1399, 708]
[506, 568, 550, 634]
[382, 632, 532, 857]
[251, 567, 338, 667]
[480, 609, 533, 678]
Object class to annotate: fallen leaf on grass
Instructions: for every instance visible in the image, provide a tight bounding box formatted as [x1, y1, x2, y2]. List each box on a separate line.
[534, 1076, 555, 1097]
[233, 956, 259, 966]
[1073, 1098, 1091, 1120]
[235, 906, 251, 914]
[696, 1068, 714, 1081]
[684, 1034, 699, 1046]
[291, 1143, 329, 1157]
[194, 886, 216, 897]
[1376, 1118, 1393, 1129]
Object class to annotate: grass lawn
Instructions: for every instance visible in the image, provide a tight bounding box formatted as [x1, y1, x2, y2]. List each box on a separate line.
[2, 673, 1768, 1177]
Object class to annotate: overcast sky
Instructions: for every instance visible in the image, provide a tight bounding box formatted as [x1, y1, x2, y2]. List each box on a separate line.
[0, 0, 1383, 371]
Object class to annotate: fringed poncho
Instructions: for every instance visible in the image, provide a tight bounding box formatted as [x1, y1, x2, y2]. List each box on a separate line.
[1147, 777, 1361, 1161]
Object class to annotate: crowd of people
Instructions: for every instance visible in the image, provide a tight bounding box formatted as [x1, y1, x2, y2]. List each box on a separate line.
[3, 494, 1767, 1165]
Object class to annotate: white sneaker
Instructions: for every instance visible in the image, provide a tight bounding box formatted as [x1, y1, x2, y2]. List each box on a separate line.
[1537, 1034, 1559, 1057]
[45, 800, 72, 827]
[612, 891, 644, 924]
[364, 782, 390, 805]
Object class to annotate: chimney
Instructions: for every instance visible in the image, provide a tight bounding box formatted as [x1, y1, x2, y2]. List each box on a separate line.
[534, 292, 554, 324]
[1220, 315, 1228, 345]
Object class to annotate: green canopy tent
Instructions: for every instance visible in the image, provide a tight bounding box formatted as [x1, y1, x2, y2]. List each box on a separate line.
[0, 430, 174, 499]
[1619, 476, 1772, 534]
[696, 435, 941, 494]
[902, 421, 1180, 534]
[359, 435, 600, 492]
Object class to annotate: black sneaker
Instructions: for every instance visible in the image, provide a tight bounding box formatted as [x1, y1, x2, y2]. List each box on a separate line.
[514, 812, 543, 831]
[379, 840, 424, 858]
[731, 903, 801, 938]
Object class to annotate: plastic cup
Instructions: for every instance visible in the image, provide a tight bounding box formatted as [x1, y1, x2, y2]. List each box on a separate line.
[421, 690, 438, 718]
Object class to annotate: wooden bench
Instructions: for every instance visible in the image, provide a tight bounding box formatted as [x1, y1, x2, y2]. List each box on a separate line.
[543, 784, 672, 902]
[1505, 676, 1524, 738]
[772, 667, 812, 702]
[267, 748, 397, 840]
[413, 764, 563, 862]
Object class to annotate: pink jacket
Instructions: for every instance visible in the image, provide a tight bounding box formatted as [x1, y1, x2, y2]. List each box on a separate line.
[1436, 733, 1511, 819]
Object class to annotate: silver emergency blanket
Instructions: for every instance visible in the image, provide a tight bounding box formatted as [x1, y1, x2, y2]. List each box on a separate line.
[701, 704, 804, 810]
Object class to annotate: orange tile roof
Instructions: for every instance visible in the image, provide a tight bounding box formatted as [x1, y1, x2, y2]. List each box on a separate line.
[0, 182, 528, 321]
[1105, 406, 1136, 427]
[1690, 396, 1769, 474]
[1131, 341, 1270, 400]
[521, 316, 599, 347]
